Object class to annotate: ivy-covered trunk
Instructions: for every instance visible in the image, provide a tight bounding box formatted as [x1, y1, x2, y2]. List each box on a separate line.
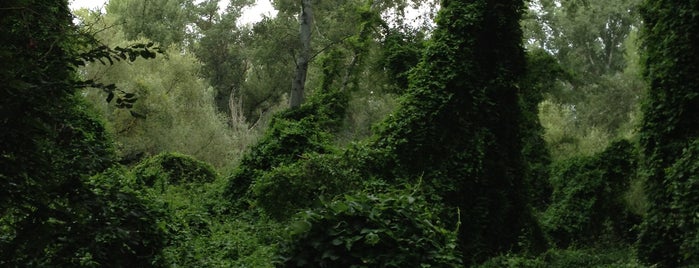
[374, 0, 542, 264]
[636, 0, 699, 266]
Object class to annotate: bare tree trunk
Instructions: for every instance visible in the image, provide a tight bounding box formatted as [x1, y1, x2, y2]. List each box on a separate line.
[289, 0, 313, 108]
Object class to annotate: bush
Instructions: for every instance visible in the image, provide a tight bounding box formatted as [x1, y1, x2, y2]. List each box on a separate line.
[146, 178, 282, 267]
[223, 85, 348, 207]
[477, 247, 645, 268]
[252, 152, 363, 220]
[133, 152, 217, 187]
[82, 168, 168, 267]
[542, 140, 640, 246]
[276, 189, 461, 267]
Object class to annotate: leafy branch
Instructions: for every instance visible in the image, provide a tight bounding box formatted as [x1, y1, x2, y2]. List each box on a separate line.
[71, 42, 164, 117]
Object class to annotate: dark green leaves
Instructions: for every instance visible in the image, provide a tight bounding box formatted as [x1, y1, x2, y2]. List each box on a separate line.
[277, 190, 462, 267]
[72, 42, 163, 113]
[74, 42, 164, 68]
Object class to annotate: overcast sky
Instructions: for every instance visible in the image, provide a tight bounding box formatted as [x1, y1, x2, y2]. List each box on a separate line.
[68, 0, 276, 25]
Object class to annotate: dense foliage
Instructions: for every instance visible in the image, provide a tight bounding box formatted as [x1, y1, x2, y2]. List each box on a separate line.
[542, 140, 639, 247]
[0, 0, 166, 266]
[636, 1, 699, 265]
[133, 152, 217, 187]
[5, 0, 697, 266]
[277, 190, 461, 267]
[373, 0, 543, 263]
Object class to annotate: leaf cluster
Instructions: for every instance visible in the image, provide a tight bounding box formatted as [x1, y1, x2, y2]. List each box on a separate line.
[132, 152, 218, 188]
[277, 189, 462, 267]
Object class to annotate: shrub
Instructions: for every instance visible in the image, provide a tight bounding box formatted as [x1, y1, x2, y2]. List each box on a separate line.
[147, 178, 282, 267]
[82, 168, 168, 267]
[252, 152, 363, 220]
[223, 85, 348, 207]
[542, 140, 640, 246]
[276, 189, 462, 267]
[476, 247, 645, 268]
[132, 152, 217, 187]
[223, 111, 335, 205]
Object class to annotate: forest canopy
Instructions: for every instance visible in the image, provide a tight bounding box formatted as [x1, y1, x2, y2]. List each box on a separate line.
[2, 0, 697, 267]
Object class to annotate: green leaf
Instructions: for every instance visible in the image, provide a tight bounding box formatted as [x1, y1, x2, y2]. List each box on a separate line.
[290, 220, 312, 235]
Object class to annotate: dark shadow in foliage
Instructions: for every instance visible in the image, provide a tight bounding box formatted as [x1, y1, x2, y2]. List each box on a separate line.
[0, 100, 167, 267]
[132, 152, 217, 187]
[82, 168, 168, 267]
[276, 189, 462, 267]
[542, 140, 640, 247]
[520, 49, 563, 209]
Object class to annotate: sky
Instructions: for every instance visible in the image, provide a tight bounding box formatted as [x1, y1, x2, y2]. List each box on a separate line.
[68, 0, 276, 26]
[69, 0, 434, 31]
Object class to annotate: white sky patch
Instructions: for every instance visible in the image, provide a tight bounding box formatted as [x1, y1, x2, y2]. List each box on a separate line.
[233, 0, 277, 26]
[69, 0, 276, 26]
[69, 0, 108, 11]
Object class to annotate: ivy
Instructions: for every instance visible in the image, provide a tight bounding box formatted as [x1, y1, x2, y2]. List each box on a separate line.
[542, 140, 640, 247]
[636, 0, 699, 266]
[132, 152, 218, 188]
[277, 189, 462, 267]
[371, 0, 543, 263]
[0, 0, 167, 265]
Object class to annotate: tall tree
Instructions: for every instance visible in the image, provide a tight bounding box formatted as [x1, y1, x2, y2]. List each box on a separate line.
[1, 0, 165, 265]
[636, 0, 699, 266]
[289, 0, 313, 108]
[106, 0, 192, 47]
[522, 0, 644, 160]
[192, 0, 253, 116]
[375, 0, 542, 264]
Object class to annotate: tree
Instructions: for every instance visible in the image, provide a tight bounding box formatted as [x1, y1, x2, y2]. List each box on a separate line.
[289, 0, 314, 108]
[524, 0, 645, 159]
[636, 0, 699, 266]
[106, 0, 192, 47]
[374, 0, 543, 264]
[77, 8, 249, 168]
[224, 0, 385, 212]
[1, 0, 166, 265]
[191, 0, 254, 116]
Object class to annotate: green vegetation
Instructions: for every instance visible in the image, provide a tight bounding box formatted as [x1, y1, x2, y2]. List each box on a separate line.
[636, 0, 699, 266]
[278, 189, 461, 267]
[542, 140, 640, 247]
[133, 152, 217, 187]
[3, 0, 698, 266]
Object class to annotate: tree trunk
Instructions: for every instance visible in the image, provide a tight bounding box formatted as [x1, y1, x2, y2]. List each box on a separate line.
[289, 0, 313, 108]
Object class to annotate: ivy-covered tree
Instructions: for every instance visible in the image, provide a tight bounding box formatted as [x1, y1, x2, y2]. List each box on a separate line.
[374, 0, 543, 264]
[636, 0, 699, 266]
[1, 0, 166, 265]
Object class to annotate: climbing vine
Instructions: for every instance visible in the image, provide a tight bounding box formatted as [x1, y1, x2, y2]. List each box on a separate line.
[636, 1, 699, 265]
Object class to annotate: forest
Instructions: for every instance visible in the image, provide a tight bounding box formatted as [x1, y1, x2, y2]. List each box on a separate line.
[1, 0, 698, 267]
